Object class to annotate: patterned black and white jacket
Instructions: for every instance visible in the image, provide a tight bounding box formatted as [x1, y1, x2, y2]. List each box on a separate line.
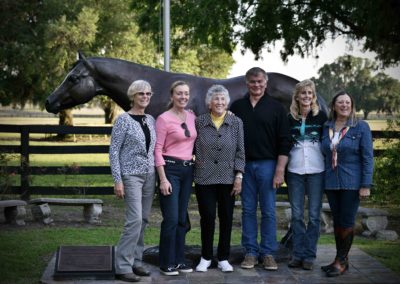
[109, 112, 156, 183]
[194, 113, 245, 185]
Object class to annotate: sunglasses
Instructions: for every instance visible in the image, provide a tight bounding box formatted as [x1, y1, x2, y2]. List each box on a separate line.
[135, 92, 153, 97]
[181, 122, 191, 138]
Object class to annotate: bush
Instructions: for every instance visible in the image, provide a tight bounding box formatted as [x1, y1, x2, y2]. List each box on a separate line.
[373, 116, 400, 204]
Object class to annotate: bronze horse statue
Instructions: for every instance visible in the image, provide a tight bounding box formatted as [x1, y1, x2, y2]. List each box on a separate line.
[46, 53, 327, 116]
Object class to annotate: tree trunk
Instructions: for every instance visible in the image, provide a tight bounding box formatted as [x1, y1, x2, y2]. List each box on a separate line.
[363, 111, 369, 120]
[58, 109, 74, 139]
[103, 100, 118, 124]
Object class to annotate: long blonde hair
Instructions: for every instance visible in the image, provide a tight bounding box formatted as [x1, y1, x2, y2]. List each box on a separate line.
[289, 79, 319, 120]
[166, 80, 189, 109]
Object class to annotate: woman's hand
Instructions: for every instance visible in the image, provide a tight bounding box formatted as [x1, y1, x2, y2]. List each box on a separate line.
[159, 179, 173, 196]
[359, 187, 370, 199]
[231, 177, 242, 196]
[114, 182, 124, 199]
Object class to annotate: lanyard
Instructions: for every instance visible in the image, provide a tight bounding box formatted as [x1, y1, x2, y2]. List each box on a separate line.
[329, 126, 350, 169]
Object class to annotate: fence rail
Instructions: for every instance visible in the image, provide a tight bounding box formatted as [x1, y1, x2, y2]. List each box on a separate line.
[1, 124, 399, 200]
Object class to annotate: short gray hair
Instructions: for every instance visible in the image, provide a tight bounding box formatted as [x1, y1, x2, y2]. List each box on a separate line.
[205, 84, 230, 106]
[245, 67, 268, 82]
[127, 80, 152, 106]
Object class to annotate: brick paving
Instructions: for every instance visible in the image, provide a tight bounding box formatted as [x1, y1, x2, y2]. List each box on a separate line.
[41, 245, 399, 284]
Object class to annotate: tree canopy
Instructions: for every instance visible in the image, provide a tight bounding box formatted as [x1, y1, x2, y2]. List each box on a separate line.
[313, 55, 400, 119]
[131, 0, 400, 66]
[0, 0, 233, 125]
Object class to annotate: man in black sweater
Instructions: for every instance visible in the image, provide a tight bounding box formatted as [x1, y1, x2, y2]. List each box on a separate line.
[230, 67, 290, 271]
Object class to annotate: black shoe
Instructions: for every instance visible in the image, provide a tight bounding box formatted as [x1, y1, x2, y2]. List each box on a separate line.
[160, 266, 179, 276]
[175, 263, 193, 273]
[132, 266, 151, 276]
[321, 262, 335, 272]
[302, 261, 313, 270]
[288, 258, 302, 268]
[115, 273, 141, 282]
[326, 263, 348, 277]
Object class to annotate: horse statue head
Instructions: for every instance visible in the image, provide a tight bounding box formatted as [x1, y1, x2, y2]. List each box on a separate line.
[46, 52, 103, 113]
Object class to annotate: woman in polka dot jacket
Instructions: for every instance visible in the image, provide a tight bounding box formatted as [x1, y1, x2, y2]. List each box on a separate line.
[194, 84, 245, 273]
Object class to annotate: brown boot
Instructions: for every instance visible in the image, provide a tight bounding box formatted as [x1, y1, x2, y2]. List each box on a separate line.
[326, 227, 353, 277]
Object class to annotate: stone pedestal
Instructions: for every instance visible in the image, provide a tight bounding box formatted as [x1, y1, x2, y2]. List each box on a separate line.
[54, 245, 114, 280]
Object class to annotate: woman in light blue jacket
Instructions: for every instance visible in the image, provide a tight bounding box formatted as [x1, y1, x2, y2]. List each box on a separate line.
[320, 91, 373, 277]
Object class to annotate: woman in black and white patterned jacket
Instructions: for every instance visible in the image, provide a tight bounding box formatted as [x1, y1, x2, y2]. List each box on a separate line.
[194, 84, 245, 273]
[109, 80, 156, 282]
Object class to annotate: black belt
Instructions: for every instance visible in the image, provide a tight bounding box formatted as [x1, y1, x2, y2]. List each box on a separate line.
[163, 156, 194, 166]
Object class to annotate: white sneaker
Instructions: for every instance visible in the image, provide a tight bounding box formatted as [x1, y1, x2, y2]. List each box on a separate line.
[218, 260, 233, 272]
[196, 257, 211, 272]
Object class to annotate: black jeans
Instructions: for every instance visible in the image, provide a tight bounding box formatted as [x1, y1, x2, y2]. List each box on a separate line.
[325, 189, 360, 228]
[195, 184, 235, 261]
[159, 161, 193, 268]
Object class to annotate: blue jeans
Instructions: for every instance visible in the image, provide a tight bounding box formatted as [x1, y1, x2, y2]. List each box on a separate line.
[159, 162, 193, 268]
[287, 171, 324, 262]
[325, 190, 360, 228]
[241, 159, 277, 257]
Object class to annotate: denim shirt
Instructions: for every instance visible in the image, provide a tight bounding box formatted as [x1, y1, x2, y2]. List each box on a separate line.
[321, 119, 373, 190]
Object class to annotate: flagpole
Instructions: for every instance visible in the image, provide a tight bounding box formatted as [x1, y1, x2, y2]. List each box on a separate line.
[163, 0, 170, 71]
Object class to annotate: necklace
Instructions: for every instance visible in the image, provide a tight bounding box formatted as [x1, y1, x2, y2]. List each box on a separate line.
[171, 109, 186, 122]
[141, 117, 147, 126]
[335, 120, 347, 131]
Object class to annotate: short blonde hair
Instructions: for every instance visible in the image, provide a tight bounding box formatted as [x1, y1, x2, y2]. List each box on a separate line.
[127, 80, 152, 107]
[290, 79, 319, 120]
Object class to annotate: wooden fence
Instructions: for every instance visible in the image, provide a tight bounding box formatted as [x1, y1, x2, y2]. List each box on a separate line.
[0, 124, 399, 200]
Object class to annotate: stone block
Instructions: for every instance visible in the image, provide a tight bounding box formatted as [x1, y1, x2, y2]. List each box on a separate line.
[361, 216, 388, 233]
[375, 230, 398, 241]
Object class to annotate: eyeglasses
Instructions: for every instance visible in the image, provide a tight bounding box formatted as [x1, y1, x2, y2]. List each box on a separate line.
[135, 92, 153, 97]
[181, 122, 191, 137]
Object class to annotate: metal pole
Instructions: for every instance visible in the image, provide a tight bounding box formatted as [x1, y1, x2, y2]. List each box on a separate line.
[163, 0, 170, 71]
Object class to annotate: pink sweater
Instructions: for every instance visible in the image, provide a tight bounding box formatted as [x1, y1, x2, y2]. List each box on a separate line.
[155, 110, 197, 166]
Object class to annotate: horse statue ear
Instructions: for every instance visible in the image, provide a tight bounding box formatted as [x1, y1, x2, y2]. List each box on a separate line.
[78, 50, 96, 74]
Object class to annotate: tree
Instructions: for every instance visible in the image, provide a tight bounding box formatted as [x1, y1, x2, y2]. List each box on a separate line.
[313, 55, 400, 119]
[0, 0, 235, 126]
[372, 73, 400, 115]
[131, 0, 400, 67]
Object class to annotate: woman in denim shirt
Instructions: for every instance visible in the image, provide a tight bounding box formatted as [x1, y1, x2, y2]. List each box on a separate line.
[321, 91, 373, 277]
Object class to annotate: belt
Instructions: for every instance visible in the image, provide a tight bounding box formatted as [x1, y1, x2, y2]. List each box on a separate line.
[163, 156, 194, 166]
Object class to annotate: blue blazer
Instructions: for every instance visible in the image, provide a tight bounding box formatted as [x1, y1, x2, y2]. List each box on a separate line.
[321, 119, 373, 190]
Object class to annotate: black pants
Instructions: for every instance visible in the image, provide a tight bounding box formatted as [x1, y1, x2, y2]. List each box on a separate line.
[195, 184, 235, 261]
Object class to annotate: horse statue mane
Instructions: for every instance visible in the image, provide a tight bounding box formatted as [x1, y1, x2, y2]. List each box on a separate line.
[46, 52, 326, 117]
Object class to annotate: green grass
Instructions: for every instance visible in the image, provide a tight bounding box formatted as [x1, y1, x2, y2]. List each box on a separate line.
[0, 227, 121, 283]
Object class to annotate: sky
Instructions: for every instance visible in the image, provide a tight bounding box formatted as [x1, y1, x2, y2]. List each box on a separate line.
[228, 36, 400, 81]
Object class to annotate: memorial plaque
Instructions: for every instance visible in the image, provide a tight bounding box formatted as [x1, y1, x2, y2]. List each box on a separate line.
[54, 245, 114, 280]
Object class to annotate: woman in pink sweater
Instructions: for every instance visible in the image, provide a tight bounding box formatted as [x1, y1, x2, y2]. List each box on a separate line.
[155, 81, 197, 276]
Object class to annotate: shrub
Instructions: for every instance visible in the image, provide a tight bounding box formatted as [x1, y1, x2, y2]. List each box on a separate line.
[373, 116, 400, 204]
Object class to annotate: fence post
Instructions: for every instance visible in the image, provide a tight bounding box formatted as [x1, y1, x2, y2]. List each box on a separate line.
[20, 126, 30, 200]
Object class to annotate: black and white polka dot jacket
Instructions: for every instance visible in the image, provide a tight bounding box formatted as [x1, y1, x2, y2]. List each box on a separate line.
[194, 113, 245, 185]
